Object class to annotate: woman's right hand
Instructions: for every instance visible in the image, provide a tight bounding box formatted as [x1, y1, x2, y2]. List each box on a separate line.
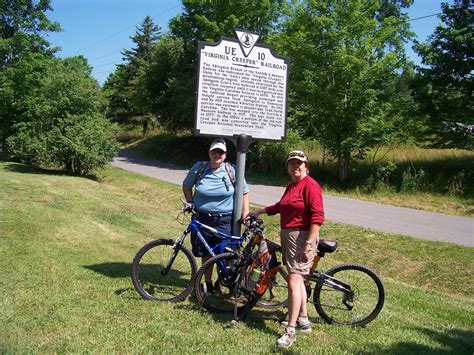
[248, 208, 264, 218]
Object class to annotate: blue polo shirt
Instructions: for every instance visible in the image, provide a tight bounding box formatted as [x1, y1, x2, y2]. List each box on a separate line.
[183, 161, 249, 214]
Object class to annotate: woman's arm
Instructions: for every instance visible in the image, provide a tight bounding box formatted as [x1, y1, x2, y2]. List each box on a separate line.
[241, 192, 250, 218]
[302, 223, 320, 262]
[182, 185, 193, 203]
[248, 207, 268, 217]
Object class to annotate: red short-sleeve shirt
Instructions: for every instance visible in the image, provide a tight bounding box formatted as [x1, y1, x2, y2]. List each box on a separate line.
[265, 176, 324, 230]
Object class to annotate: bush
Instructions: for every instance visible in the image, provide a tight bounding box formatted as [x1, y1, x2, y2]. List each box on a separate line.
[247, 129, 302, 173]
[447, 170, 467, 196]
[400, 166, 427, 193]
[364, 162, 397, 192]
[6, 114, 117, 175]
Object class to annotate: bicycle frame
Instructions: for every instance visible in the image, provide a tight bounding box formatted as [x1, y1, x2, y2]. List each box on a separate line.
[170, 211, 250, 279]
[189, 218, 244, 256]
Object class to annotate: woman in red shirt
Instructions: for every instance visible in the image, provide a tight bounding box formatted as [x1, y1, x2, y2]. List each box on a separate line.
[250, 150, 324, 349]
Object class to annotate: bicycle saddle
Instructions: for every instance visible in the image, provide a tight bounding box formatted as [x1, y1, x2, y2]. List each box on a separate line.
[318, 239, 338, 254]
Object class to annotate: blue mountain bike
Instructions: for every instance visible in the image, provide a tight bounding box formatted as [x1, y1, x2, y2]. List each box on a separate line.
[131, 201, 251, 302]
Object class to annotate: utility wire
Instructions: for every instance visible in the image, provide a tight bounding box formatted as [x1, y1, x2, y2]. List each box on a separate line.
[69, 4, 180, 55]
[406, 13, 441, 22]
[91, 10, 442, 81]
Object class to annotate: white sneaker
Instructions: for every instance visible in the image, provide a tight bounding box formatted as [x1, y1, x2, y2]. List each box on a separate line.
[281, 318, 312, 333]
[276, 327, 296, 349]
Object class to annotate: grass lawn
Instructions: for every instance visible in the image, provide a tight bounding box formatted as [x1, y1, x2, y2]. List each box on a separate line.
[1, 161, 473, 353]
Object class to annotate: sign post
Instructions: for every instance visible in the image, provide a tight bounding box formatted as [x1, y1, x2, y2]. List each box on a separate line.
[194, 29, 290, 235]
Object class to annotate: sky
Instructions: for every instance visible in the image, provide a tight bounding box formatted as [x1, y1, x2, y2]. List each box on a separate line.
[46, 0, 451, 85]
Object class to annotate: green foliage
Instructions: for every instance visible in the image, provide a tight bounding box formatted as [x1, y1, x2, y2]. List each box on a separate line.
[2, 53, 117, 175]
[364, 162, 398, 192]
[447, 170, 468, 196]
[247, 128, 302, 173]
[413, 0, 473, 149]
[7, 113, 117, 175]
[134, 35, 192, 130]
[0, 0, 60, 68]
[135, 0, 289, 130]
[270, 0, 417, 181]
[103, 16, 161, 128]
[400, 165, 427, 193]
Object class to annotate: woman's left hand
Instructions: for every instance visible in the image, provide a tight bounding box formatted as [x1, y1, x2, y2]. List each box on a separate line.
[302, 243, 313, 262]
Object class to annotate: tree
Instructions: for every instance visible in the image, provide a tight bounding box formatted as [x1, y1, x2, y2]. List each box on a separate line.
[0, 0, 60, 68]
[3, 54, 117, 175]
[152, 0, 289, 130]
[413, 0, 473, 149]
[132, 35, 190, 130]
[271, 0, 416, 181]
[103, 16, 161, 130]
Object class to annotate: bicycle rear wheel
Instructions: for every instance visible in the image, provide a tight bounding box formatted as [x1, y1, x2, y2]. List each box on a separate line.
[256, 266, 288, 308]
[313, 263, 385, 326]
[194, 253, 249, 313]
[131, 238, 197, 302]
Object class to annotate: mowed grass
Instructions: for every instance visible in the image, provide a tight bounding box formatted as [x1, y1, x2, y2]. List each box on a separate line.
[1, 161, 473, 353]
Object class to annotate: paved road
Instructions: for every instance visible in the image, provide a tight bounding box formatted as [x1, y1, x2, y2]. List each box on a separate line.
[111, 151, 473, 247]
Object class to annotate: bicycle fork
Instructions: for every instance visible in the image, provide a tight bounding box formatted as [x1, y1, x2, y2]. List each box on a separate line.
[162, 234, 187, 276]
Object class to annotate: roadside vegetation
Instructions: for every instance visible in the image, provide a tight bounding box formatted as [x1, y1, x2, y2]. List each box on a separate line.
[119, 129, 474, 217]
[1, 161, 472, 353]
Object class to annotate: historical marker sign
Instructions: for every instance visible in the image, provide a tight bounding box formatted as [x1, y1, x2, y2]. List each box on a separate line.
[194, 29, 290, 141]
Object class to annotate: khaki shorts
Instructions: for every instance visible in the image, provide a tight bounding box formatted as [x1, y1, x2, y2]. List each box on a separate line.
[280, 229, 318, 275]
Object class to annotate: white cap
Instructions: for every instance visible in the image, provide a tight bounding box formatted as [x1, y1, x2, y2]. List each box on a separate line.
[286, 150, 308, 164]
[210, 138, 227, 152]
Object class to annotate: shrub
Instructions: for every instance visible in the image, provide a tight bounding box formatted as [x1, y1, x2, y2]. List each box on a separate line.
[6, 114, 117, 175]
[247, 129, 302, 174]
[400, 165, 427, 193]
[364, 162, 397, 192]
[448, 170, 467, 196]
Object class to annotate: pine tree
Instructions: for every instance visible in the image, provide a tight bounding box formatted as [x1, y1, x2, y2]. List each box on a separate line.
[413, 0, 473, 149]
[104, 16, 161, 128]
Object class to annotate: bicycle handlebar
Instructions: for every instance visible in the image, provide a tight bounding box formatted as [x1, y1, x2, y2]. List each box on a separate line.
[180, 199, 264, 231]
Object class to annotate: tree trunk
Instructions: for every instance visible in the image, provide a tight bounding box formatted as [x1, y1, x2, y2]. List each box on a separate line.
[338, 155, 349, 182]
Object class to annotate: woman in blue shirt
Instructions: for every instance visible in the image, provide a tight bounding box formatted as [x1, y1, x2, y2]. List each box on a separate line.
[182, 138, 249, 292]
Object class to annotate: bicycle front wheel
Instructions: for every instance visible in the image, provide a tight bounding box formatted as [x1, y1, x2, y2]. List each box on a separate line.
[256, 265, 288, 308]
[313, 263, 385, 326]
[194, 253, 249, 313]
[131, 239, 197, 302]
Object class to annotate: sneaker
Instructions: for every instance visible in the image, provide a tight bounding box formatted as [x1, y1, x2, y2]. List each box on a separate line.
[281, 317, 312, 333]
[276, 327, 296, 349]
[200, 281, 215, 294]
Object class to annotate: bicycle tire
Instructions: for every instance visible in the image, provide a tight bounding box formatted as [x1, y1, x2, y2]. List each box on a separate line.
[194, 252, 250, 313]
[313, 263, 385, 326]
[131, 239, 197, 302]
[256, 266, 288, 308]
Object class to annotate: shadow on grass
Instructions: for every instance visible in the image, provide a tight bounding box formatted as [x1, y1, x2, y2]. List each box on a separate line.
[175, 299, 306, 353]
[365, 326, 474, 354]
[84, 262, 195, 299]
[84, 262, 131, 278]
[3, 161, 100, 181]
[176, 292, 288, 335]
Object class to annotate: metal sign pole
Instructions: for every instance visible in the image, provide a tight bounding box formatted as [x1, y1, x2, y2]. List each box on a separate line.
[232, 134, 249, 236]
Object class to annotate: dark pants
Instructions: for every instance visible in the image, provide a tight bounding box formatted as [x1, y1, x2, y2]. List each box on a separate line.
[191, 212, 232, 257]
